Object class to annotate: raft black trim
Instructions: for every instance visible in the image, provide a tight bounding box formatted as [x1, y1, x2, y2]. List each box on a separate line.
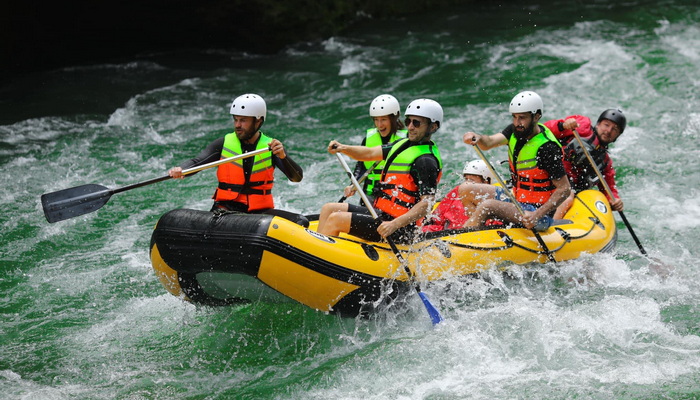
[151, 209, 410, 317]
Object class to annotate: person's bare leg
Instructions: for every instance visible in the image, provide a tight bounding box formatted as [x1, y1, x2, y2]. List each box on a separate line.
[466, 199, 522, 228]
[459, 183, 497, 217]
[553, 191, 575, 219]
[317, 211, 353, 236]
[317, 202, 349, 232]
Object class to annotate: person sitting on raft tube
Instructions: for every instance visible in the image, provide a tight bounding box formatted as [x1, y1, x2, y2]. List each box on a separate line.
[168, 93, 308, 227]
[421, 159, 497, 232]
[317, 99, 443, 243]
[458, 91, 572, 231]
[546, 109, 627, 219]
[343, 94, 407, 207]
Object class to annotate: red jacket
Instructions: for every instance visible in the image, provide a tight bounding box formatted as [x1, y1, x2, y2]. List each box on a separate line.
[421, 186, 467, 232]
[421, 186, 503, 232]
[544, 115, 619, 200]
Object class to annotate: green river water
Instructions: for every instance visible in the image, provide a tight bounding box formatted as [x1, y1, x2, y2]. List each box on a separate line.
[2, 1, 700, 398]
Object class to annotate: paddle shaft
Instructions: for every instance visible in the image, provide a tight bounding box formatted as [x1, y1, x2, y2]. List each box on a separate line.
[472, 144, 558, 263]
[337, 160, 381, 203]
[334, 151, 443, 325]
[572, 130, 648, 256]
[119, 146, 272, 193]
[41, 147, 270, 223]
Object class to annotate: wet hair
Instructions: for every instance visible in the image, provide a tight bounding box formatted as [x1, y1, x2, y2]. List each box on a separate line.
[390, 114, 405, 133]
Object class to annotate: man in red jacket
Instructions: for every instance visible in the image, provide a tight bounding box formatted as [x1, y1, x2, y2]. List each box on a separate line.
[545, 109, 626, 218]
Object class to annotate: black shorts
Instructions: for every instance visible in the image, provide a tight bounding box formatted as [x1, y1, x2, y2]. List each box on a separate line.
[346, 204, 417, 244]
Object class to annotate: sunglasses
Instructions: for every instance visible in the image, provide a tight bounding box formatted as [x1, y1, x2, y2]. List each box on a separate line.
[404, 118, 426, 128]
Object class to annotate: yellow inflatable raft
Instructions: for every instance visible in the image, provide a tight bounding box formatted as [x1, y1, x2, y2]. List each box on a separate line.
[150, 189, 616, 317]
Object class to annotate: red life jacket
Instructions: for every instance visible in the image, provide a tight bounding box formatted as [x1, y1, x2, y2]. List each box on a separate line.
[214, 132, 274, 211]
[421, 186, 466, 231]
[421, 185, 504, 232]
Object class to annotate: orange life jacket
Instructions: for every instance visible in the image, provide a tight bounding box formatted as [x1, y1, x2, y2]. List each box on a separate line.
[508, 124, 562, 206]
[373, 138, 442, 218]
[214, 132, 274, 211]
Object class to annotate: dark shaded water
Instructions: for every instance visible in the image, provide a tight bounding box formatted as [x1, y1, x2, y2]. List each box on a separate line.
[2, 1, 700, 398]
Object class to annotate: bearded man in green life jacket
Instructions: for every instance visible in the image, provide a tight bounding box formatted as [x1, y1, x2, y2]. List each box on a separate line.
[458, 91, 572, 231]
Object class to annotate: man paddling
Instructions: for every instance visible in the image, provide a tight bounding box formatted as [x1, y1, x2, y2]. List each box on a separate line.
[168, 93, 308, 226]
[457, 91, 571, 230]
[545, 109, 626, 218]
[317, 98, 443, 243]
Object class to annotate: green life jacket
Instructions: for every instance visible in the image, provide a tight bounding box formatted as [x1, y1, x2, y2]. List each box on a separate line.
[507, 124, 561, 205]
[373, 138, 443, 218]
[362, 128, 407, 196]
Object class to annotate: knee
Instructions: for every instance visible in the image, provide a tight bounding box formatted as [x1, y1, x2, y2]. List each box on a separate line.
[321, 202, 339, 214]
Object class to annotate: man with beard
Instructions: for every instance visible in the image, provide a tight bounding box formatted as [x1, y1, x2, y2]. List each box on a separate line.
[545, 109, 626, 218]
[457, 91, 571, 230]
[317, 98, 443, 243]
[168, 93, 308, 226]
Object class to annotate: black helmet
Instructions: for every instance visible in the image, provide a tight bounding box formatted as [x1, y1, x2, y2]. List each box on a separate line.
[597, 109, 626, 134]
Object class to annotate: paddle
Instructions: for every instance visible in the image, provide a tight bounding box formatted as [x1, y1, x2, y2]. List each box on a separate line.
[472, 145, 558, 263]
[41, 147, 271, 223]
[334, 150, 443, 325]
[338, 160, 381, 203]
[571, 130, 671, 275]
[571, 130, 648, 252]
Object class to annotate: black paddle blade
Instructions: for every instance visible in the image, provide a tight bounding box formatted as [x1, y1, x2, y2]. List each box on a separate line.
[41, 183, 112, 223]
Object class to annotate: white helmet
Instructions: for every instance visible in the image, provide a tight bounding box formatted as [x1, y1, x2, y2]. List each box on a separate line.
[509, 91, 543, 115]
[230, 93, 266, 119]
[369, 94, 400, 117]
[462, 160, 495, 182]
[405, 98, 443, 127]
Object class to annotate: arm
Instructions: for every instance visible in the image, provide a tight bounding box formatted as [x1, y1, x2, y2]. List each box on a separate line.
[377, 195, 434, 238]
[528, 175, 572, 223]
[169, 137, 224, 178]
[462, 131, 508, 150]
[268, 138, 303, 182]
[328, 140, 383, 161]
[545, 115, 593, 140]
[600, 154, 623, 211]
[377, 155, 440, 237]
[274, 153, 304, 182]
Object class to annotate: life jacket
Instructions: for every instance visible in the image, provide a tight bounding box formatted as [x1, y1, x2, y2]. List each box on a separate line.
[421, 186, 466, 231]
[373, 138, 442, 218]
[214, 132, 274, 211]
[421, 186, 504, 232]
[508, 124, 562, 206]
[561, 130, 609, 192]
[362, 128, 407, 196]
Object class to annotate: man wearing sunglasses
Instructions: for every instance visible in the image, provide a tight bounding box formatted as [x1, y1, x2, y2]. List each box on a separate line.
[457, 91, 572, 231]
[318, 98, 443, 243]
[167, 93, 308, 226]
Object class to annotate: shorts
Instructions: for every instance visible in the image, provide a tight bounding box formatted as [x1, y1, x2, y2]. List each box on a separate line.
[493, 187, 553, 231]
[347, 204, 417, 244]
